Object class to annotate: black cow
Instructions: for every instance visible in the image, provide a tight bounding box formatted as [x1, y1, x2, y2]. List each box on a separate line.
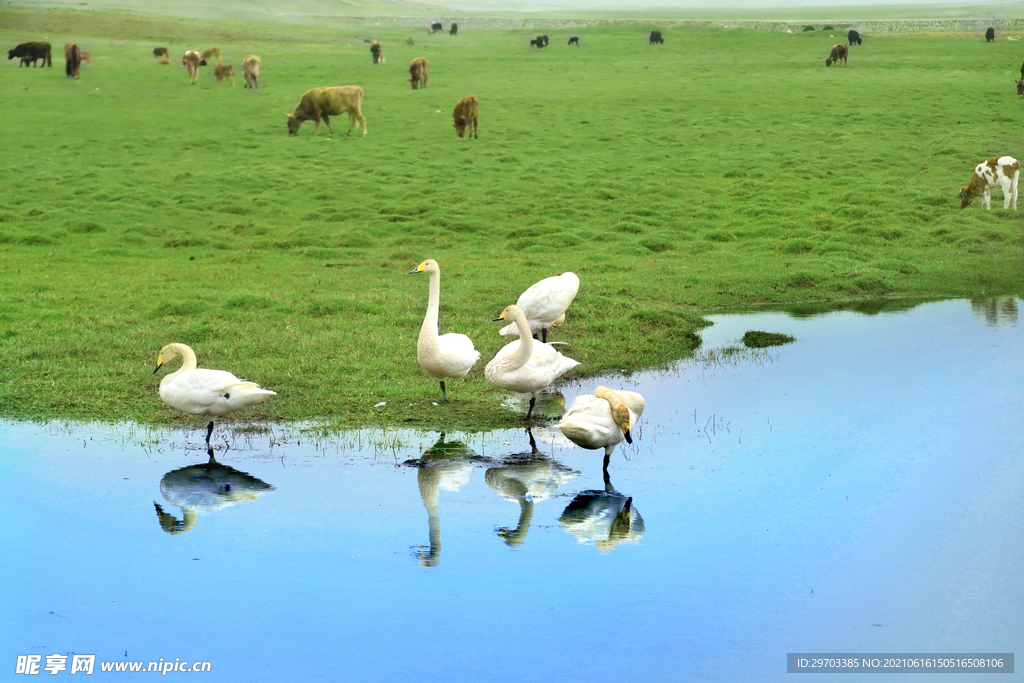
[1020, 60, 1024, 79]
[8, 41, 52, 67]
[847, 29, 862, 46]
[650, 30, 664, 45]
[450, 23, 458, 35]
[430, 22, 443, 33]
[568, 36, 579, 46]
[986, 27, 995, 42]
[531, 35, 548, 48]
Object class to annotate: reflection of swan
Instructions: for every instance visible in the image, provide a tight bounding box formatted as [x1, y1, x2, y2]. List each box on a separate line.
[153, 343, 276, 446]
[486, 305, 579, 419]
[153, 450, 275, 534]
[406, 434, 479, 566]
[485, 430, 577, 548]
[498, 272, 579, 342]
[559, 386, 645, 471]
[559, 473, 644, 552]
[409, 259, 480, 402]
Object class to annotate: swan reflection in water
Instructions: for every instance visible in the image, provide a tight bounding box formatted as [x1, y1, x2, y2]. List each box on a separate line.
[405, 433, 483, 566]
[559, 470, 644, 552]
[153, 449, 275, 534]
[485, 429, 577, 548]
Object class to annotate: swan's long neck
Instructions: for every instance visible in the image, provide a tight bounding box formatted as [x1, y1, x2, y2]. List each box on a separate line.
[509, 309, 534, 369]
[169, 343, 198, 372]
[420, 270, 440, 344]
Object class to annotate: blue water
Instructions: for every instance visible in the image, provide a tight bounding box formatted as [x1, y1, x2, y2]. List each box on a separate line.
[2, 297, 1021, 682]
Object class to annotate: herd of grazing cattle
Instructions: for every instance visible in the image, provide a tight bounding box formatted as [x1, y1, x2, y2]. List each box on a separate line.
[6, 26, 1023, 202]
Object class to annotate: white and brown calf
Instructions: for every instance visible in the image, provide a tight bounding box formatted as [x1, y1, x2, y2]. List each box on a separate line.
[960, 156, 1019, 210]
[182, 50, 201, 84]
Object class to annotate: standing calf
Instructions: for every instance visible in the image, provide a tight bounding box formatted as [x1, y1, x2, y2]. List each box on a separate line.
[214, 64, 235, 86]
[985, 27, 995, 42]
[568, 36, 579, 46]
[370, 40, 385, 64]
[847, 29, 862, 45]
[64, 43, 81, 78]
[182, 50, 200, 84]
[408, 57, 428, 89]
[825, 44, 848, 67]
[452, 94, 478, 139]
[960, 156, 1019, 210]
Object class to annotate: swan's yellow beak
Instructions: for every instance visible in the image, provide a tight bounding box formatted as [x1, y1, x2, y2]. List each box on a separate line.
[409, 262, 426, 274]
[492, 309, 507, 322]
[623, 424, 633, 444]
[153, 354, 164, 374]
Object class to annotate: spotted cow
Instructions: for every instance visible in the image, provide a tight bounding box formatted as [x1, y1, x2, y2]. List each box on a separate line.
[960, 156, 1019, 210]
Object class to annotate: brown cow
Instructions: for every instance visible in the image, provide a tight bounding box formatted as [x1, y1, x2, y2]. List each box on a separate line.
[214, 64, 235, 86]
[409, 57, 428, 89]
[370, 40, 385, 64]
[243, 54, 261, 89]
[64, 43, 81, 78]
[182, 50, 200, 85]
[153, 47, 169, 59]
[287, 86, 367, 137]
[825, 43, 848, 67]
[79, 49, 91, 66]
[452, 94, 478, 139]
[1016, 78, 1024, 97]
[199, 47, 221, 66]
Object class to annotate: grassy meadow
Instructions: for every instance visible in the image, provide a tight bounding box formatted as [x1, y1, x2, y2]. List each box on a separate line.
[1, 7, 1022, 429]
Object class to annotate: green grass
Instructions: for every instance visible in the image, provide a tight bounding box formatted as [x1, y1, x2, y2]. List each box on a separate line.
[0, 8, 1022, 429]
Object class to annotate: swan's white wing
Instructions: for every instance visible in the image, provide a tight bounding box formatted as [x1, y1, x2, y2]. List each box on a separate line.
[161, 369, 274, 416]
[434, 332, 480, 378]
[517, 272, 579, 328]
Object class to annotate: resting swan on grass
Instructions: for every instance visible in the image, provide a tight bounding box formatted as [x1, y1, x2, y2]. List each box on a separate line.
[485, 304, 580, 419]
[410, 259, 480, 402]
[558, 386, 645, 471]
[498, 272, 579, 343]
[153, 343, 276, 446]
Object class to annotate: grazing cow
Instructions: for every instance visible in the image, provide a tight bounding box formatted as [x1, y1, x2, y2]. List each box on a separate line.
[1016, 78, 1024, 96]
[406, 36, 414, 45]
[825, 43, 848, 67]
[243, 54, 261, 88]
[287, 86, 367, 137]
[649, 30, 664, 45]
[960, 156, 1019, 210]
[8, 41, 52, 67]
[370, 40, 385, 64]
[450, 23, 458, 35]
[568, 36, 579, 46]
[80, 50, 91, 66]
[182, 50, 200, 85]
[64, 43, 81, 78]
[430, 22, 443, 33]
[408, 57, 428, 89]
[153, 47, 169, 59]
[847, 29, 862, 45]
[452, 94, 478, 139]
[986, 27, 995, 42]
[214, 63, 235, 86]
[531, 35, 549, 48]
[199, 47, 221, 66]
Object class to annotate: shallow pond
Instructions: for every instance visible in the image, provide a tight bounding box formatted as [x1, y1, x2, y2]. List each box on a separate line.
[2, 297, 1021, 682]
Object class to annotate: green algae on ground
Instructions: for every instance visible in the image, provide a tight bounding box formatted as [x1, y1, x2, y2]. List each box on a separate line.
[742, 331, 797, 348]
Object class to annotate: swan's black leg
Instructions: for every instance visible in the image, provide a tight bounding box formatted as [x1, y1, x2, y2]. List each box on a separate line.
[602, 451, 612, 478]
[205, 420, 215, 445]
[525, 397, 536, 420]
[439, 380, 449, 403]
[541, 328, 548, 343]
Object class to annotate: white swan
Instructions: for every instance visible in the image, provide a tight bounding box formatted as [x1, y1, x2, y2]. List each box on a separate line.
[153, 343, 276, 445]
[498, 272, 579, 342]
[558, 386, 645, 469]
[410, 259, 480, 401]
[485, 304, 580, 419]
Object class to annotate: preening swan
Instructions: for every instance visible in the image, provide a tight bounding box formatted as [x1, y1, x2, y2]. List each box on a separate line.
[498, 272, 579, 343]
[153, 343, 276, 446]
[558, 386, 645, 470]
[485, 304, 580, 419]
[410, 259, 481, 402]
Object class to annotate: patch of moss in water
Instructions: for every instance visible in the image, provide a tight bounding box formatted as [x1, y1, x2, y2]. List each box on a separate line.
[742, 330, 796, 348]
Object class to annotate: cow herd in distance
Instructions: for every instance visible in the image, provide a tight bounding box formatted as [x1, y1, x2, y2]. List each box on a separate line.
[7, 23, 1022, 206]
